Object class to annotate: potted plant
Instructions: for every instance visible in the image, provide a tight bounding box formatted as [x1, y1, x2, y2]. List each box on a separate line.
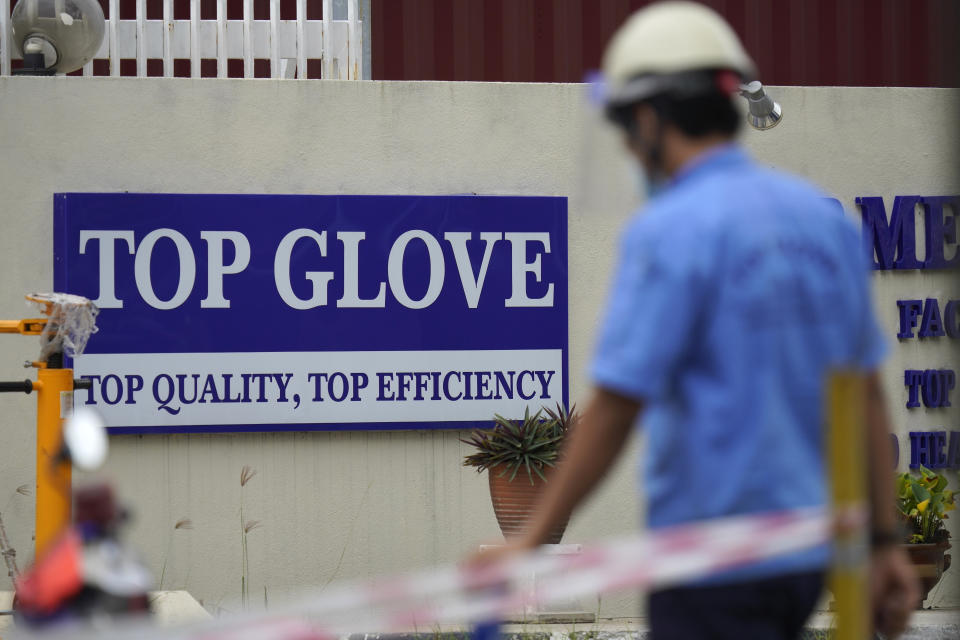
[461, 403, 577, 543]
[895, 466, 955, 605]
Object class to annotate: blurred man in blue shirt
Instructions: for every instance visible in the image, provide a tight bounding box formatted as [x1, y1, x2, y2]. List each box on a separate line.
[481, 2, 920, 639]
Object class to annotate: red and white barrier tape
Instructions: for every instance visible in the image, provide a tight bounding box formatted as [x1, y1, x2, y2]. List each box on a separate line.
[18, 505, 859, 640]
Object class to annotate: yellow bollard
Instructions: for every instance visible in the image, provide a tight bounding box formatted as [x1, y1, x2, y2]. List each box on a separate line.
[34, 367, 75, 558]
[3, 294, 97, 561]
[826, 371, 870, 640]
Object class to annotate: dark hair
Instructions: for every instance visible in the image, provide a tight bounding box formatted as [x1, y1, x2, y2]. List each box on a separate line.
[650, 90, 741, 137]
[608, 87, 741, 139]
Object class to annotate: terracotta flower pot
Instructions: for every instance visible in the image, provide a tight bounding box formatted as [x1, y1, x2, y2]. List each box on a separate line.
[902, 540, 952, 606]
[488, 462, 567, 544]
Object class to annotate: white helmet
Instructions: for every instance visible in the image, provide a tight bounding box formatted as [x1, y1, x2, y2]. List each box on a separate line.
[602, 1, 756, 109]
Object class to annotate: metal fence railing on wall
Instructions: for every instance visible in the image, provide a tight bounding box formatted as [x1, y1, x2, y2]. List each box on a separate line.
[0, 0, 363, 79]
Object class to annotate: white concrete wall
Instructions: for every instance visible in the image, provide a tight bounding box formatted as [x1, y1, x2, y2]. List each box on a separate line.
[0, 79, 957, 618]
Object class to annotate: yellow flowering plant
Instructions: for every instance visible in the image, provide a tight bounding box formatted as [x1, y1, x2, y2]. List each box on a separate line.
[895, 466, 955, 544]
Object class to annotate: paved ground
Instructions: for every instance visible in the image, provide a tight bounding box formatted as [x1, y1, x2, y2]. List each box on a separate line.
[345, 610, 960, 640]
[2, 589, 956, 638]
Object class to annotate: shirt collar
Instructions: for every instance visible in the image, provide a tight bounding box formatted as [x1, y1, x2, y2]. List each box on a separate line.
[670, 143, 750, 187]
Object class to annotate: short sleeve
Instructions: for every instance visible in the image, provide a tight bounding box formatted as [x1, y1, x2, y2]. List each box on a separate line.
[590, 223, 703, 401]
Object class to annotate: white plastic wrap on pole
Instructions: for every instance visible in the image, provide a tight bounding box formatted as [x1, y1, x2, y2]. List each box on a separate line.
[109, 0, 119, 76]
[216, 0, 226, 77]
[190, 0, 199, 77]
[136, 0, 146, 77]
[242, 0, 252, 77]
[348, 0, 359, 79]
[26, 293, 100, 359]
[296, 0, 306, 79]
[162, 0, 172, 76]
[322, 0, 332, 78]
[270, 0, 279, 77]
[0, 0, 11, 76]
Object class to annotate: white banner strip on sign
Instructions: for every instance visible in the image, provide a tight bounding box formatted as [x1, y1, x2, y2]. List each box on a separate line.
[74, 349, 564, 427]
[46, 506, 840, 640]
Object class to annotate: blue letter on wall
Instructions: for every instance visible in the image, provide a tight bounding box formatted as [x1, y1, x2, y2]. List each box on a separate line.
[897, 300, 923, 338]
[921, 196, 960, 269]
[919, 298, 945, 338]
[857, 196, 923, 270]
[946, 300, 960, 338]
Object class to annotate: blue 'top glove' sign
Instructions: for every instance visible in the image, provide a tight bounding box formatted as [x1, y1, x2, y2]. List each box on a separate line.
[54, 194, 568, 434]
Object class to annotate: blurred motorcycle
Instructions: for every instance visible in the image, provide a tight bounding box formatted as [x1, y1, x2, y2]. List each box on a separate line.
[12, 409, 153, 629]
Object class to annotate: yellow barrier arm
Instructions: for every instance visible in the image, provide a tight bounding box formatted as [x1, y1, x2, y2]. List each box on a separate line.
[0, 319, 47, 335]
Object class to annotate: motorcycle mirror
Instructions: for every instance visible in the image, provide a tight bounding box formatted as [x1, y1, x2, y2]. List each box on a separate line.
[63, 408, 108, 471]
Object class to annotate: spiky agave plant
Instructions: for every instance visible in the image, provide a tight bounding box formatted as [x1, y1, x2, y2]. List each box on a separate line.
[543, 401, 578, 436]
[461, 403, 577, 485]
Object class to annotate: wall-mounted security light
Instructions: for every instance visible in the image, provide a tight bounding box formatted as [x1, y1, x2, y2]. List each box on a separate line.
[739, 81, 782, 130]
[11, 0, 105, 75]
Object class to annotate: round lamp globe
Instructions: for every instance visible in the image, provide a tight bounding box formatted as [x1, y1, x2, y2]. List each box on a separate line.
[11, 0, 105, 74]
